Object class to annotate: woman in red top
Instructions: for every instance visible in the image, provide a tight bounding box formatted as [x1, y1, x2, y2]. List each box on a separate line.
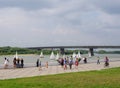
[75, 58, 79, 69]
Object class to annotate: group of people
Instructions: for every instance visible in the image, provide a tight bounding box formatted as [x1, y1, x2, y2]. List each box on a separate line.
[4, 55, 109, 69]
[13, 58, 24, 68]
[58, 56, 81, 70]
[97, 56, 109, 67]
[36, 59, 48, 70]
[4, 57, 24, 69]
[58, 55, 109, 70]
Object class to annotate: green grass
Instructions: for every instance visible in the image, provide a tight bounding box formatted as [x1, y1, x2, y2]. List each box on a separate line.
[0, 67, 120, 88]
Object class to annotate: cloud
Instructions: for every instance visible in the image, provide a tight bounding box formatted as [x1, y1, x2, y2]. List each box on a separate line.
[0, 0, 120, 47]
[90, 0, 120, 14]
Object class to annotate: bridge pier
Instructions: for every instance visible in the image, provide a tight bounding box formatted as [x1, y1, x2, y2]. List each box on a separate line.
[60, 48, 65, 55]
[89, 48, 94, 56]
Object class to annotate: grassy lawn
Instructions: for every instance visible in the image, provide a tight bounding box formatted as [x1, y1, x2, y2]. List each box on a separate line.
[0, 67, 120, 88]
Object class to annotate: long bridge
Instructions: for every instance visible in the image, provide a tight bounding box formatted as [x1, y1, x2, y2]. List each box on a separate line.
[27, 45, 120, 56]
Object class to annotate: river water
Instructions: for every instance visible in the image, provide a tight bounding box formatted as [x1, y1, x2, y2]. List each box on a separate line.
[0, 54, 120, 68]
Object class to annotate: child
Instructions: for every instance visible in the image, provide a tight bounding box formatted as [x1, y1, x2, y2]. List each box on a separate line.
[46, 61, 48, 68]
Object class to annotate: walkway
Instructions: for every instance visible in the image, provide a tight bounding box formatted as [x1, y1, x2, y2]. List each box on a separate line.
[0, 61, 120, 80]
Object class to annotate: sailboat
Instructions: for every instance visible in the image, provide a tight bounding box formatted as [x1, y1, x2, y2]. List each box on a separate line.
[88, 51, 91, 57]
[14, 51, 18, 59]
[50, 51, 55, 60]
[56, 53, 60, 60]
[72, 52, 76, 58]
[40, 52, 44, 58]
[77, 51, 81, 58]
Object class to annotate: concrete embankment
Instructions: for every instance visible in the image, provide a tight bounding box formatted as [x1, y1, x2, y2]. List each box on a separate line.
[0, 61, 120, 80]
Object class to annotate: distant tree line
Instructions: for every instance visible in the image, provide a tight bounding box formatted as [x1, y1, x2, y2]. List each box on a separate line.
[0, 46, 36, 55]
[96, 50, 120, 54]
[0, 46, 119, 55]
[0, 46, 88, 55]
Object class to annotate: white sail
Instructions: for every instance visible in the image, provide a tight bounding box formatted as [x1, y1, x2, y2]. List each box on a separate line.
[40, 52, 44, 58]
[14, 51, 18, 59]
[50, 51, 55, 60]
[56, 53, 59, 60]
[88, 51, 91, 57]
[72, 52, 76, 58]
[77, 51, 81, 58]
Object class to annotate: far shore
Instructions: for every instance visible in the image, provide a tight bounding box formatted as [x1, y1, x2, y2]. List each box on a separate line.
[0, 54, 38, 56]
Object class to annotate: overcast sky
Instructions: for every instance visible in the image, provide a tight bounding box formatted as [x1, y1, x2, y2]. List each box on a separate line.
[0, 0, 120, 47]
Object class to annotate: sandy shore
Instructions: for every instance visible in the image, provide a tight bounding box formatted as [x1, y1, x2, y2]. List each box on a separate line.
[0, 61, 120, 80]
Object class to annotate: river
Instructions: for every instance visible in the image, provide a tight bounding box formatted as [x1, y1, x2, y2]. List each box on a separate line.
[0, 54, 120, 68]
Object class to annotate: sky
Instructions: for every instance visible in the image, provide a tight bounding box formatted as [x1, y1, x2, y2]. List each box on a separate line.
[0, 0, 120, 47]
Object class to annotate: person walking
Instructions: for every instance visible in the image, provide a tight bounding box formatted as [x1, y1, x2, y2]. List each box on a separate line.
[97, 56, 100, 64]
[104, 56, 109, 67]
[69, 56, 73, 69]
[46, 61, 48, 68]
[39, 60, 42, 71]
[16, 58, 20, 68]
[36, 59, 39, 67]
[13, 58, 16, 68]
[75, 58, 79, 69]
[21, 58, 24, 68]
[64, 58, 67, 70]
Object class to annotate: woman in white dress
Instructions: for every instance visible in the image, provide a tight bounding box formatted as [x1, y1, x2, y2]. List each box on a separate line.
[4, 57, 9, 69]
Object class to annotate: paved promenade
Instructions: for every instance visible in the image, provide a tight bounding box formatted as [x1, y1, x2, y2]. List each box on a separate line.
[0, 61, 120, 80]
